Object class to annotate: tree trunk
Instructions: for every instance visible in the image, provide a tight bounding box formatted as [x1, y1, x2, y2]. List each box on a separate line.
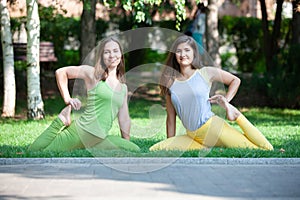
[271, 0, 283, 56]
[259, 0, 284, 72]
[206, 0, 221, 67]
[0, 0, 16, 117]
[292, 0, 300, 44]
[80, 0, 97, 62]
[26, 0, 44, 119]
[258, 0, 272, 71]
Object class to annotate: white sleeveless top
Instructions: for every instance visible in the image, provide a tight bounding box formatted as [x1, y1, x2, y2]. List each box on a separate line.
[169, 68, 214, 131]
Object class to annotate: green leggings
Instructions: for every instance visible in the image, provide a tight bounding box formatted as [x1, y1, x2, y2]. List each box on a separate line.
[28, 118, 140, 152]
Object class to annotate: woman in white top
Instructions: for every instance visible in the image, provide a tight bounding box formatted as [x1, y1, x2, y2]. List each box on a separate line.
[150, 35, 273, 151]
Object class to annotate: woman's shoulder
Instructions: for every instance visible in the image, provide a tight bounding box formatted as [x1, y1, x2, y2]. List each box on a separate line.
[80, 65, 95, 72]
[122, 83, 128, 90]
[197, 66, 217, 75]
[79, 65, 97, 90]
[196, 67, 212, 84]
[196, 67, 208, 75]
[75, 65, 95, 78]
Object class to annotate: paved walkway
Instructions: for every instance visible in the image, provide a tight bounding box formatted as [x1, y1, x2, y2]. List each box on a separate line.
[1, 158, 300, 200]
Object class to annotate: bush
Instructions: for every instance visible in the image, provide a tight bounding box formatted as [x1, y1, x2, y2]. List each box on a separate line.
[218, 16, 298, 108]
[219, 16, 265, 73]
[259, 44, 300, 108]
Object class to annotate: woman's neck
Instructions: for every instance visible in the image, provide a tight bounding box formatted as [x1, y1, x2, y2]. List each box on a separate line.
[107, 67, 118, 78]
[180, 65, 195, 79]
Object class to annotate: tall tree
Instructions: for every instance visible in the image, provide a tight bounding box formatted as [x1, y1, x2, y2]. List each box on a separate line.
[80, 0, 97, 61]
[0, 0, 16, 117]
[292, 0, 300, 44]
[259, 0, 284, 71]
[206, 0, 221, 67]
[26, 0, 44, 119]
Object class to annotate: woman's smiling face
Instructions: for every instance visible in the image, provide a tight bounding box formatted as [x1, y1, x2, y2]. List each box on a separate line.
[175, 42, 194, 67]
[103, 41, 122, 69]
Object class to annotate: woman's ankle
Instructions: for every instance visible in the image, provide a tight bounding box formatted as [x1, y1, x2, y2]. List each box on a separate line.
[58, 105, 72, 126]
[226, 104, 241, 121]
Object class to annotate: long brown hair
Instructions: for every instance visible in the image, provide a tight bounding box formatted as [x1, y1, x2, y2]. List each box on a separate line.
[160, 35, 203, 96]
[94, 37, 126, 83]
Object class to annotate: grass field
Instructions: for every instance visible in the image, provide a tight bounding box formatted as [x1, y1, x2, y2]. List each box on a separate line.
[0, 92, 300, 158]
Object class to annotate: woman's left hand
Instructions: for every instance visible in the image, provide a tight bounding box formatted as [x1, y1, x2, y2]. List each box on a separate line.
[209, 95, 227, 105]
[68, 98, 82, 110]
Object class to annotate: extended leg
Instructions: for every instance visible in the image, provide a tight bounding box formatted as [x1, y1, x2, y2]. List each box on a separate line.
[28, 117, 66, 151]
[42, 122, 85, 151]
[28, 105, 83, 152]
[188, 116, 260, 149]
[212, 96, 273, 150]
[236, 114, 273, 150]
[90, 135, 141, 152]
[149, 135, 206, 151]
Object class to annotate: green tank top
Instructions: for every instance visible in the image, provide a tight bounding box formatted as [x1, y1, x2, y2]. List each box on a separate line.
[76, 81, 126, 138]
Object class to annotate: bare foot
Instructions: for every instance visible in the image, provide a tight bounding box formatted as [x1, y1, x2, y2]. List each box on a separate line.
[210, 95, 241, 121]
[225, 103, 241, 121]
[58, 105, 72, 126]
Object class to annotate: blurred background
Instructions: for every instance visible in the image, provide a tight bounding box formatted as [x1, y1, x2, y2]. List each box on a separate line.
[0, 0, 299, 119]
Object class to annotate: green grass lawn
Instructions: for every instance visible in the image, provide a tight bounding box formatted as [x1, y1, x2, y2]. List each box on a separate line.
[0, 95, 300, 158]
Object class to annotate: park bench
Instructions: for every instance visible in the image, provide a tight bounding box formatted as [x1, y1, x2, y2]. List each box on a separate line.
[0, 41, 57, 70]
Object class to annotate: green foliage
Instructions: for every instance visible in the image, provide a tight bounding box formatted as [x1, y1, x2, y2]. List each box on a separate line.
[10, 16, 26, 32]
[10, 9, 82, 68]
[38, 4, 108, 67]
[9, 1, 194, 70]
[220, 52, 236, 71]
[62, 50, 80, 66]
[174, 0, 186, 30]
[13, 61, 27, 71]
[219, 16, 292, 76]
[257, 44, 300, 108]
[219, 16, 265, 73]
[219, 16, 297, 108]
[38, 5, 80, 67]
[104, 0, 188, 30]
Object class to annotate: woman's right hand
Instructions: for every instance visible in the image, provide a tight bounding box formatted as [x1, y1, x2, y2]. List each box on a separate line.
[68, 98, 82, 110]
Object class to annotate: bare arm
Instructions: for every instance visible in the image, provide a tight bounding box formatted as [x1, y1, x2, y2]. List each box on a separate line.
[55, 65, 94, 108]
[166, 93, 177, 138]
[118, 88, 131, 140]
[205, 67, 241, 102]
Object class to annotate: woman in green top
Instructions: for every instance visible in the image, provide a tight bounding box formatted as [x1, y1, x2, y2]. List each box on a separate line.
[28, 37, 140, 152]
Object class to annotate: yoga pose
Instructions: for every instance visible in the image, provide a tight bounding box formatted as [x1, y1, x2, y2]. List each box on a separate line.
[28, 37, 140, 152]
[150, 35, 273, 151]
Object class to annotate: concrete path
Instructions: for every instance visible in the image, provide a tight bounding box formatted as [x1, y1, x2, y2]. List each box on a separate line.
[0, 158, 300, 200]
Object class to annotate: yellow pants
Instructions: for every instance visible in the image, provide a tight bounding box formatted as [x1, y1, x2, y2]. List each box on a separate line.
[150, 115, 273, 151]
